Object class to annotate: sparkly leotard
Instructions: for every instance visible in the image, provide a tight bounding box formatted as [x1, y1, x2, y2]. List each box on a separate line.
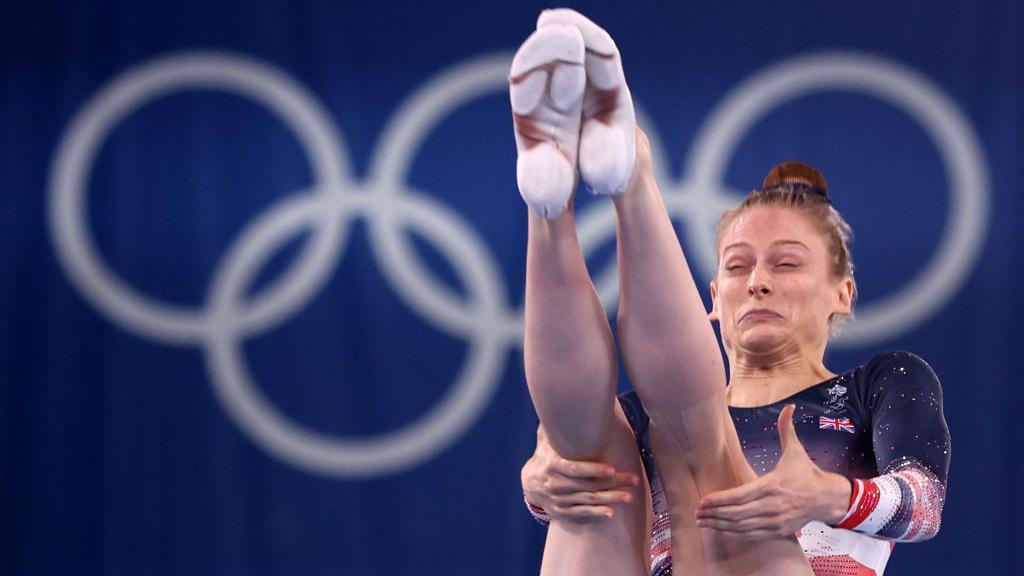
[530, 351, 950, 576]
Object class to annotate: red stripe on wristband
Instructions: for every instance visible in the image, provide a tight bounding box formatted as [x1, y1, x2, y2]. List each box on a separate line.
[837, 478, 880, 530]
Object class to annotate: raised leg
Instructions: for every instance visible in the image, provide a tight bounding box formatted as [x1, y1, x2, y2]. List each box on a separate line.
[613, 130, 812, 576]
[524, 200, 651, 576]
[514, 23, 650, 576]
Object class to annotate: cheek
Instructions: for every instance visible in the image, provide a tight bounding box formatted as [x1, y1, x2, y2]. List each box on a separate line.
[773, 278, 817, 316]
[716, 279, 745, 310]
[788, 280, 835, 321]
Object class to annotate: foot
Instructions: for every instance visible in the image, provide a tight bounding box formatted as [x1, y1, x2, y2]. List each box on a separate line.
[510, 24, 586, 219]
[537, 9, 637, 197]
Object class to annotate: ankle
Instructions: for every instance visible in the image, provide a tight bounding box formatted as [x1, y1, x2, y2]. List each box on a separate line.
[613, 171, 658, 214]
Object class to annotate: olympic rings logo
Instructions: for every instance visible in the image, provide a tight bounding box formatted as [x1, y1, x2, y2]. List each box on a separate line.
[47, 50, 988, 478]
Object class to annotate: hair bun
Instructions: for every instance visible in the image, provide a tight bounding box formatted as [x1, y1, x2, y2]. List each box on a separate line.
[762, 161, 829, 201]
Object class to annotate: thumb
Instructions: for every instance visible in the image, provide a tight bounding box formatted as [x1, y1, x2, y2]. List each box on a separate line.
[776, 404, 804, 455]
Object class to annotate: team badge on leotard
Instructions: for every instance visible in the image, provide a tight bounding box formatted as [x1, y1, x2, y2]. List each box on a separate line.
[824, 382, 849, 413]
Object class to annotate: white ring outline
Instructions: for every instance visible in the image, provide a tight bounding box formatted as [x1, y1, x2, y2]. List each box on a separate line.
[204, 192, 505, 477]
[48, 52, 354, 344]
[367, 54, 517, 341]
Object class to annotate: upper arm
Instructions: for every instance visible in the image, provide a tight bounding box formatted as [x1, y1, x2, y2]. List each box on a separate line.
[867, 352, 950, 481]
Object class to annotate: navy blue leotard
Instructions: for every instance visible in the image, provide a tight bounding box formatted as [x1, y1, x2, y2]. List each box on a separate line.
[533, 351, 951, 576]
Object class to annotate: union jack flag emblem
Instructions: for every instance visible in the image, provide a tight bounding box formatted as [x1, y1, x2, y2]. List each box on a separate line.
[819, 416, 855, 433]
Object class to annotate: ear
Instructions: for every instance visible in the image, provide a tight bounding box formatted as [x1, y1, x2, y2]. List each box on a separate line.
[834, 277, 854, 316]
[708, 279, 720, 322]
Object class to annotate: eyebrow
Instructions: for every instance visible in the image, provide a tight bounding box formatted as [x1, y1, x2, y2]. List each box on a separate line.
[722, 240, 810, 253]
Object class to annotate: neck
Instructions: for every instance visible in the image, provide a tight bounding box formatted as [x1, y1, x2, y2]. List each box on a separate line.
[725, 344, 835, 407]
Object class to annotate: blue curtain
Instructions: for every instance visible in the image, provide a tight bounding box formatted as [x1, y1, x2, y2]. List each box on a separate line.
[2, 1, 1022, 574]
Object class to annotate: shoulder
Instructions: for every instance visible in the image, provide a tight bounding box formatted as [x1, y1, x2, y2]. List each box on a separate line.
[861, 351, 939, 384]
[857, 351, 944, 407]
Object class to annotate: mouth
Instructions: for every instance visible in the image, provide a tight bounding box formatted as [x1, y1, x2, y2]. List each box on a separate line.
[739, 309, 783, 323]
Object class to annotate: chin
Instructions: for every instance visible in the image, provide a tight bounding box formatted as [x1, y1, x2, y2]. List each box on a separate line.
[736, 326, 788, 355]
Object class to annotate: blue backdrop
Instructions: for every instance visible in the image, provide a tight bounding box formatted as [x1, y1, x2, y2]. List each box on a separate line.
[2, 1, 1022, 574]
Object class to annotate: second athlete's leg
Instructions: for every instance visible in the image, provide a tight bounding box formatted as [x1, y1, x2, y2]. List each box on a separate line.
[514, 21, 649, 576]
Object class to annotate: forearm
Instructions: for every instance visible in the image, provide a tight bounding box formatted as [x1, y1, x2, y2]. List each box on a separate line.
[832, 464, 945, 542]
[817, 471, 853, 525]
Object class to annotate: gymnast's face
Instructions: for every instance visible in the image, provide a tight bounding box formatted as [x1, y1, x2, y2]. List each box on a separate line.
[709, 206, 852, 360]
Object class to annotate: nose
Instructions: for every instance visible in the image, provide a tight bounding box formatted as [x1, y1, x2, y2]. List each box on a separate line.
[747, 266, 772, 297]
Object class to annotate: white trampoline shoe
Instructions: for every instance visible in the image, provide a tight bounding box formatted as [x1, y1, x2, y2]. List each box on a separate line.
[510, 24, 586, 219]
[537, 9, 637, 197]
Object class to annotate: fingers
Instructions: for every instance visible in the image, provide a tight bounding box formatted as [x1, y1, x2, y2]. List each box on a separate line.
[697, 515, 771, 532]
[547, 489, 636, 521]
[555, 488, 635, 507]
[550, 456, 615, 479]
[545, 470, 638, 495]
[697, 515, 791, 540]
[777, 404, 799, 453]
[611, 470, 642, 488]
[696, 498, 775, 523]
[698, 479, 768, 509]
[547, 454, 640, 483]
[532, 475, 638, 522]
[724, 529, 784, 541]
[549, 503, 617, 521]
[696, 495, 792, 539]
[529, 450, 640, 494]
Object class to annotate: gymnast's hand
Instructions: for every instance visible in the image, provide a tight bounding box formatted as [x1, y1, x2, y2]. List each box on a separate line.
[522, 426, 641, 522]
[694, 404, 852, 540]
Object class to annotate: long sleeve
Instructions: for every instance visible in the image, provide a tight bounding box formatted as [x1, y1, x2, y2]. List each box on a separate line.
[834, 352, 950, 542]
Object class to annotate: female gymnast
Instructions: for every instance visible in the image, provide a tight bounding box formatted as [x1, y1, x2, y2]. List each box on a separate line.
[511, 9, 950, 576]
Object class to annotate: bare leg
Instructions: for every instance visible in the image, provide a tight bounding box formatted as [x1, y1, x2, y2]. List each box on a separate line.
[613, 130, 812, 575]
[524, 201, 650, 576]
[511, 19, 650, 575]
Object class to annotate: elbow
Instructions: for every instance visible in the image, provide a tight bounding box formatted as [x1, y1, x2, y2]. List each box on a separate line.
[889, 466, 947, 543]
[899, 508, 944, 543]
[911, 523, 940, 542]
[919, 513, 943, 541]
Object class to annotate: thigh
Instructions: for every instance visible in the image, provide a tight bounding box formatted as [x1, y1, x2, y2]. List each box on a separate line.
[540, 402, 652, 576]
[646, 393, 812, 576]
